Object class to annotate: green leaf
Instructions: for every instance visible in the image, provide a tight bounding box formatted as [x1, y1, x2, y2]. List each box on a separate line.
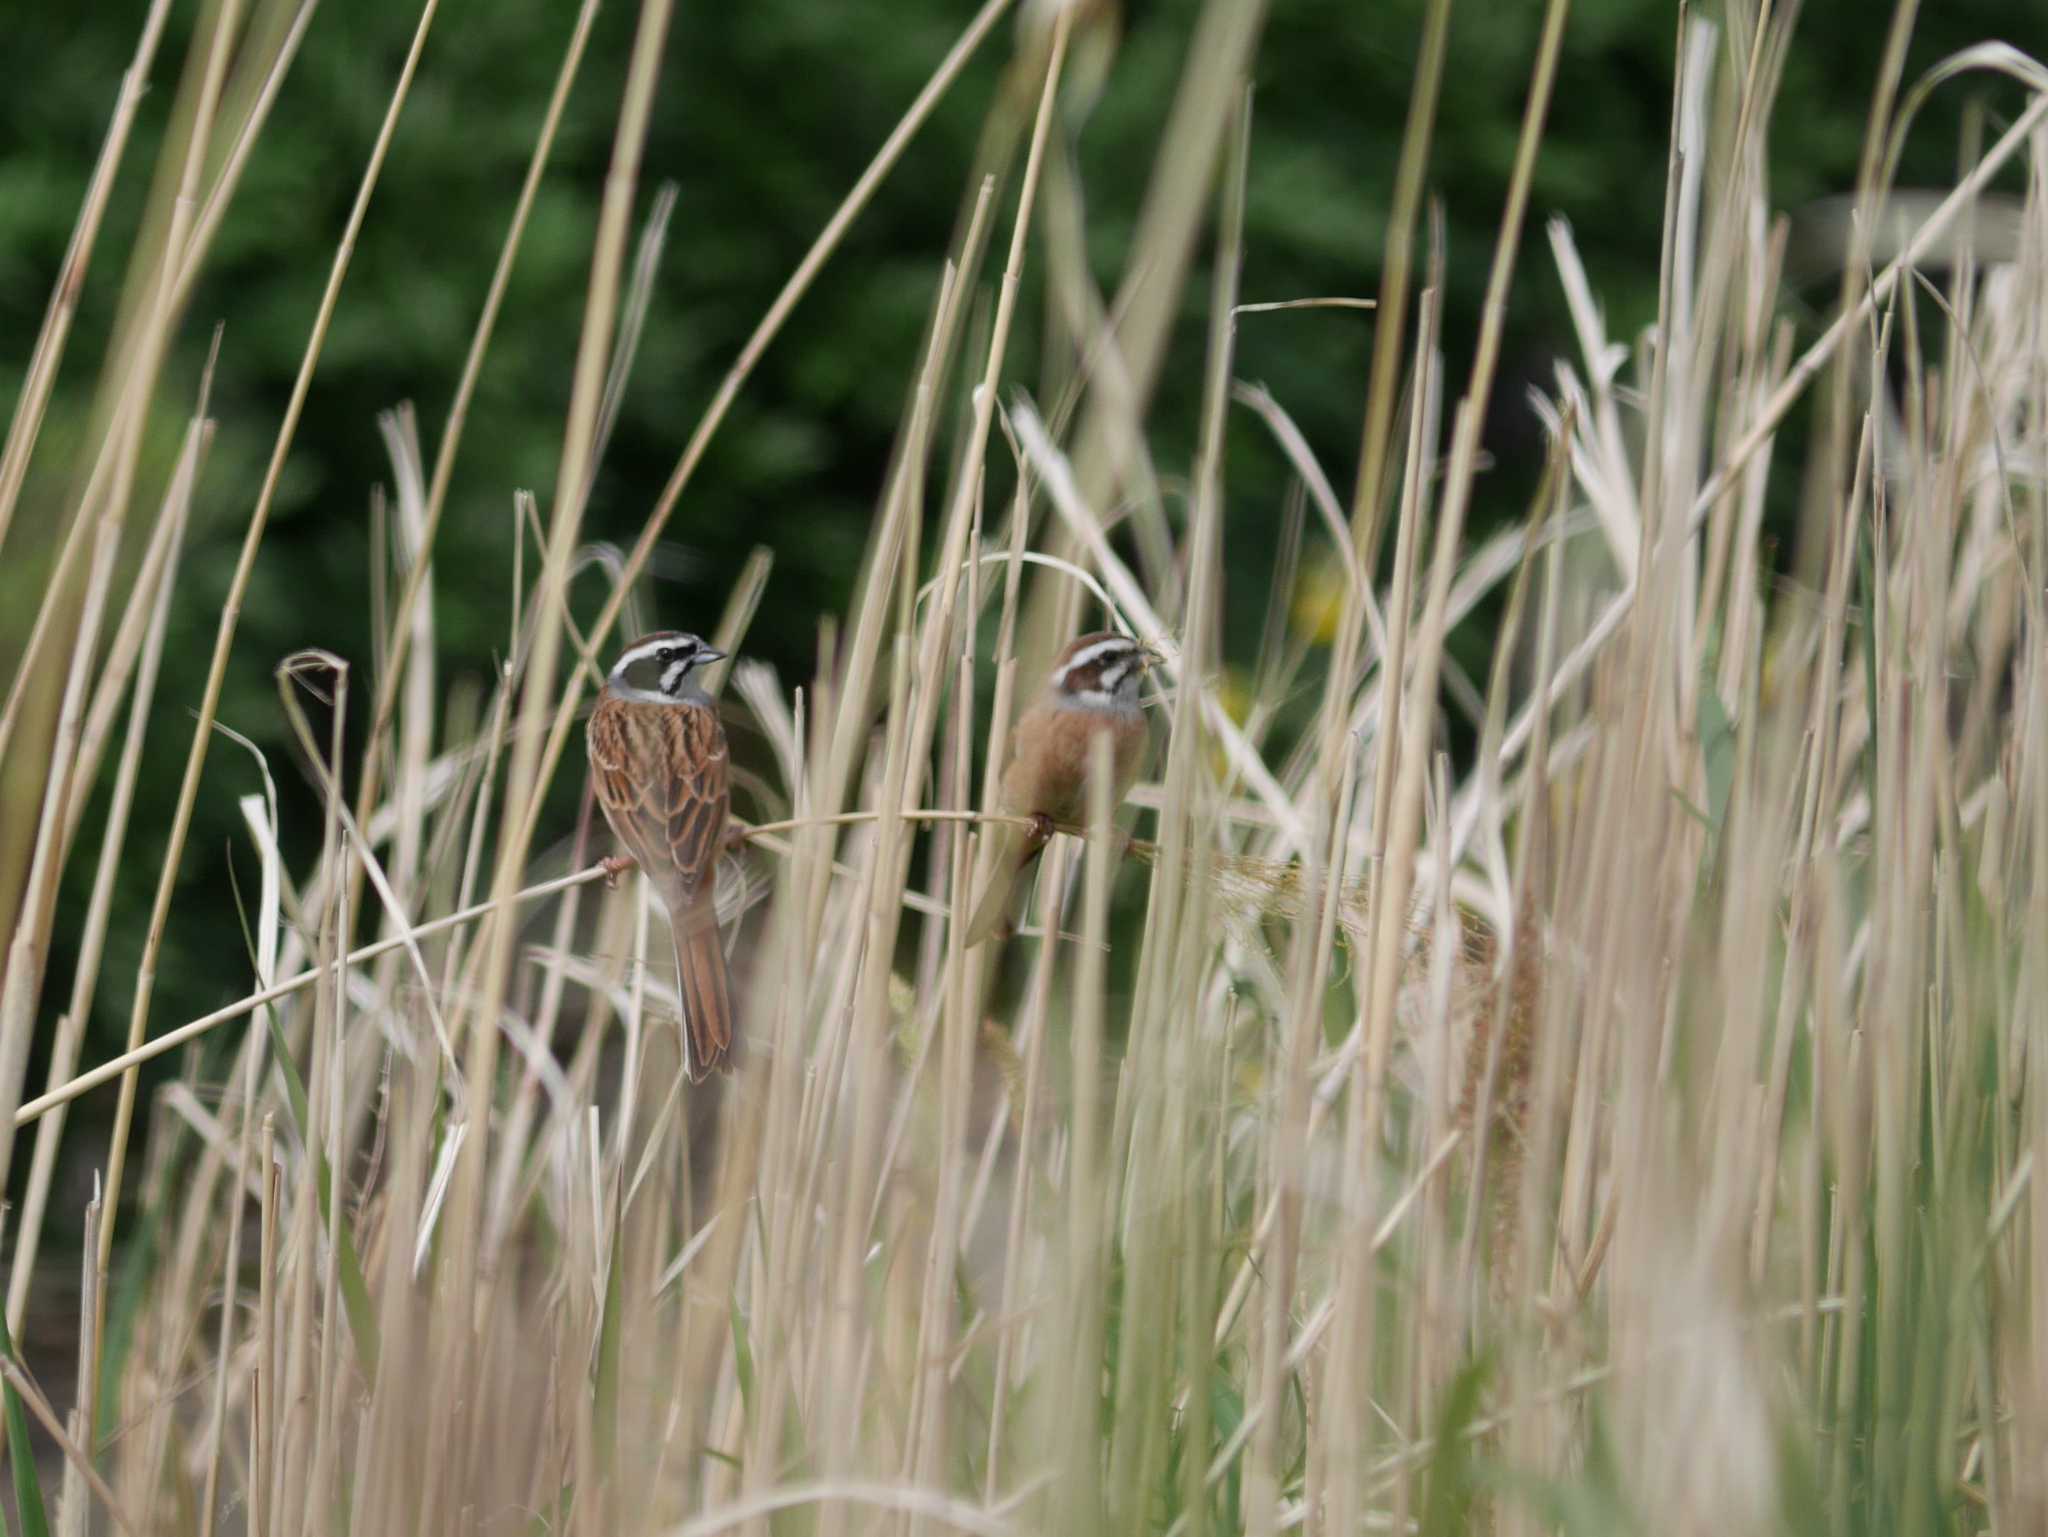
[730, 1299, 755, 1419]
[1697, 681, 1737, 839]
[1668, 787, 1715, 833]
[1856, 510, 1882, 817]
[96, 1192, 164, 1445]
[1210, 1366, 1246, 1534]
[1489, 1408, 1641, 1534]
[528, 1480, 573, 1534]
[593, 1236, 625, 1471]
[0, 1310, 51, 1537]
[1419, 1352, 1492, 1537]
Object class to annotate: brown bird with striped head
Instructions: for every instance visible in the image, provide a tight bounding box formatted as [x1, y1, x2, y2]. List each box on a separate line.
[587, 631, 734, 1081]
[964, 630, 1158, 947]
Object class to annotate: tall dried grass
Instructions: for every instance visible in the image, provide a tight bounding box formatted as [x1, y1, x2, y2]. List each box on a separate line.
[3, 0, 2046, 1533]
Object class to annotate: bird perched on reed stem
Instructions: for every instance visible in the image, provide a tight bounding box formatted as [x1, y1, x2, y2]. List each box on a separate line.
[586, 631, 733, 1081]
[964, 630, 1157, 947]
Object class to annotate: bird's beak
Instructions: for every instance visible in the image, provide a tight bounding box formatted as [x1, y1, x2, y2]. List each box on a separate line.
[698, 646, 728, 665]
[1139, 644, 1166, 670]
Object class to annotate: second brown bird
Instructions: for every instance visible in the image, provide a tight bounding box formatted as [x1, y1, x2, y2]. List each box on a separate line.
[964, 630, 1156, 947]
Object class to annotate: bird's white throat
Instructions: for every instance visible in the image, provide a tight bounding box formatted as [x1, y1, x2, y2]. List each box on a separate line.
[1058, 688, 1142, 715]
[608, 675, 711, 707]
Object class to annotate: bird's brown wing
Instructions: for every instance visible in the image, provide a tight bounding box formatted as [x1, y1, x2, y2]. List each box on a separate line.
[659, 704, 730, 908]
[1000, 700, 1149, 830]
[585, 700, 663, 885]
[587, 696, 666, 878]
[963, 817, 1049, 948]
[589, 695, 735, 1078]
[965, 697, 1148, 948]
[998, 701, 1070, 822]
[965, 704, 1064, 948]
[587, 697, 729, 905]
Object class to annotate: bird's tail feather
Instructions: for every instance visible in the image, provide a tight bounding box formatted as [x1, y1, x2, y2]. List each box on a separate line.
[671, 901, 732, 1082]
[964, 821, 1048, 948]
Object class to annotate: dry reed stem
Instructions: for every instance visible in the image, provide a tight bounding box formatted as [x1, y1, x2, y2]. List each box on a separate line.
[91, 0, 446, 1338]
[0, 0, 176, 555]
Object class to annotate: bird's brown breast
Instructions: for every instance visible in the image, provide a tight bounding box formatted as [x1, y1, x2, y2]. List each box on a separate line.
[1000, 699, 1147, 828]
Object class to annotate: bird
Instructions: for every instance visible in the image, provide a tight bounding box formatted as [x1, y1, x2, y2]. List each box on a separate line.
[586, 630, 734, 1082]
[964, 630, 1158, 947]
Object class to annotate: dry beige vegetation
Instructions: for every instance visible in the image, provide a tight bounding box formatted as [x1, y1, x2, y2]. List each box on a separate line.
[2, 0, 2047, 1533]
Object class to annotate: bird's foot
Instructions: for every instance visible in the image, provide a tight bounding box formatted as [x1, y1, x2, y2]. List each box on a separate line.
[1025, 811, 1056, 848]
[599, 854, 637, 889]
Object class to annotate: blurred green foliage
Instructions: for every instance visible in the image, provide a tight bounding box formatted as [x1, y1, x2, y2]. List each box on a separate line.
[0, 0, 2039, 1184]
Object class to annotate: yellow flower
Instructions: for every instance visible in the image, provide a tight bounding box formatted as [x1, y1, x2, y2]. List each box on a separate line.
[1209, 669, 1255, 780]
[1216, 668, 1254, 726]
[1291, 555, 1348, 645]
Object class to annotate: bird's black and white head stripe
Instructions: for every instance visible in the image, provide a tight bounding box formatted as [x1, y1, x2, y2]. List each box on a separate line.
[1049, 632, 1155, 710]
[609, 631, 726, 704]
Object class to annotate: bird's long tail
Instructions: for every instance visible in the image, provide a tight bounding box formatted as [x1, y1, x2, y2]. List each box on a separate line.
[670, 899, 732, 1082]
[964, 820, 1050, 948]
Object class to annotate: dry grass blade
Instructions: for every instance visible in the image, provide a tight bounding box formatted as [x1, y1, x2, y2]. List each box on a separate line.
[88, 0, 446, 1335]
